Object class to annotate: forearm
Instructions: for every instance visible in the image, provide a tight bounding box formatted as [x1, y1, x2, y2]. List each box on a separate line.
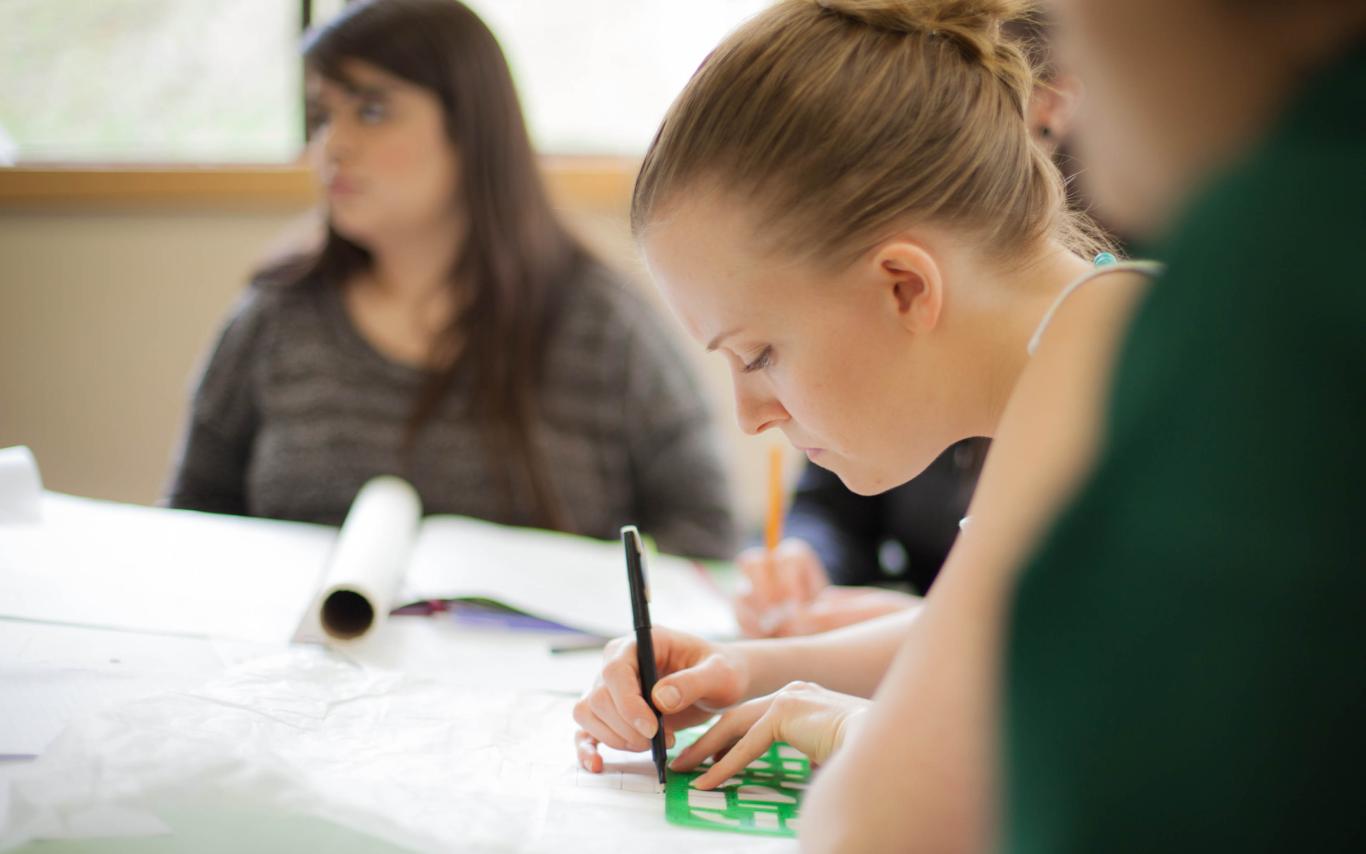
[798, 581, 997, 854]
[732, 606, 920, 699]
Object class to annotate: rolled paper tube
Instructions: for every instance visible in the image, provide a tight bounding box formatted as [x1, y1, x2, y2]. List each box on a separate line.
[317, 476, 421, 641]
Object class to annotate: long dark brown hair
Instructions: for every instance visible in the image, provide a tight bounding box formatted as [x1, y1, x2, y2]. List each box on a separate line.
[261, 0, 589, 529]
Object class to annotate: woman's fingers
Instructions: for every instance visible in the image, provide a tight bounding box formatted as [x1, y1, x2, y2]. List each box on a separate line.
[575, 729, 604, 773]
[691, 711, 780, 789]
[652, 651, 743, 715]
[736, 547, 777, 606]
[734, 595, 768, 638]
[667, 681, 871, 788]
[670, 697, 766, 772]
[573, 638, 654, 752]
[573, 689, 634, 752]
[774, 538, 827, 602]
[599, 642, 661, 740]
[589, 682, 654, 750]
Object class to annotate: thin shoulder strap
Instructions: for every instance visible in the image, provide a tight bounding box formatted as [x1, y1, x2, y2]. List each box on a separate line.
[1027, 258, 1165, 356]
[956, 257, 1164, 533]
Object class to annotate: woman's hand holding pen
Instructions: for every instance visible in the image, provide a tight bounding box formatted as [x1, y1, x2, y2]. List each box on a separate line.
[573, 626, 750, 772]
[673, 681, 870, 790]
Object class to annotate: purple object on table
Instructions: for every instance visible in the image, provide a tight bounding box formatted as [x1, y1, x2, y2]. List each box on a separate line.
[391, 598, 588, 634]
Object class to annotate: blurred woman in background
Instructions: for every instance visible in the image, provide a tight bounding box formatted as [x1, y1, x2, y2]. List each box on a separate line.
[167, 0, 736, 559]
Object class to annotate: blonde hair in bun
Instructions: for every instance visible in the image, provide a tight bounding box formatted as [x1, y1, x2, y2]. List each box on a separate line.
[634, 0, 1107, 264]
[816, 0, 1037, 103]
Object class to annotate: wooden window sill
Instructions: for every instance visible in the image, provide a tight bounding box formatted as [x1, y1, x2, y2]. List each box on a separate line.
[0, 156, 638, 211]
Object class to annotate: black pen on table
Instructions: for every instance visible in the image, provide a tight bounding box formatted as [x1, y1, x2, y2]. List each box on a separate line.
[622, 524, 668, 791]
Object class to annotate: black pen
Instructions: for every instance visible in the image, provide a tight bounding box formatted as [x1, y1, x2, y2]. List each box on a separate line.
[622, 524, 668, 791]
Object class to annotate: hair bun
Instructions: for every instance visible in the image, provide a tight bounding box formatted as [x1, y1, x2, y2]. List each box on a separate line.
[815, 0, 1034, 65]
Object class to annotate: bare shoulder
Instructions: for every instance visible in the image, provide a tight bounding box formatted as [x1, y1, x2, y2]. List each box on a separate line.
[1013, 267, 1156, 436]
[1006, 267, 1157, 468]
[948, 268, 1158, 592]
[1029, 268, 1154, 366]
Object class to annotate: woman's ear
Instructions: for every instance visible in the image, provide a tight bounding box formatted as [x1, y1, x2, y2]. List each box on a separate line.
[1029, 72, 1085, 151]
[872, 239, 944, 335]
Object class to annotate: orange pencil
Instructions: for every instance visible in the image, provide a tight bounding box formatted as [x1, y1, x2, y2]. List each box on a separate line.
[758, 445, 791, 635]
[766, 444, 784, 553]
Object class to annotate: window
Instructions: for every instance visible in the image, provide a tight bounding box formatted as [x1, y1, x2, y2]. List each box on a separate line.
[466, 0, 770, 155]
[0, 0, 321, 164]
[0, 0, 767, 165]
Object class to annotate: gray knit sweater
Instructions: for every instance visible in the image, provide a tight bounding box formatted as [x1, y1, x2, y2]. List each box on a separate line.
[166, 266, 737, 559]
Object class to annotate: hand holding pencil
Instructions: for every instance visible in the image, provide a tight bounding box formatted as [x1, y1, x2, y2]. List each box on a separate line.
[733, 447, 829, 637]
[733, 448, 915, 637]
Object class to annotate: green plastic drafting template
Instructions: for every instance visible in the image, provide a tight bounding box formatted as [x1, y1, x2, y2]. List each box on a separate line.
[663, 729, 810, 837]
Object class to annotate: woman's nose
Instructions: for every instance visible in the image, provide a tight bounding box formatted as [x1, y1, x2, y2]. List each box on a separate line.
[733, 379, 788, 436]
[320, 119, 353, 162]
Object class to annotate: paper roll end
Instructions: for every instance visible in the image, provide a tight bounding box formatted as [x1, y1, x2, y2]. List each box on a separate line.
[320, 588, 376, 640]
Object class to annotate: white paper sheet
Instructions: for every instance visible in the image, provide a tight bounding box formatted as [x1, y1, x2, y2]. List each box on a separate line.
[0, 651, 794, 853]
[0, 614, 587, 761]
[403, 516, 739, 639]
[0, 621, 279, 758]
[334, 614, 602, 697]
[0, 494, 337, 643]
[0, 447, 42, 524]
[0, 480, 734, 651]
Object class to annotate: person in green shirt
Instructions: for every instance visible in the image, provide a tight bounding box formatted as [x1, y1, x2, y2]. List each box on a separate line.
[1006, 1, 1366, 851]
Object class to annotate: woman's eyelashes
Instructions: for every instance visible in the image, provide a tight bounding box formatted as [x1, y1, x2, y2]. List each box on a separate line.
[741, 346, 774, 374]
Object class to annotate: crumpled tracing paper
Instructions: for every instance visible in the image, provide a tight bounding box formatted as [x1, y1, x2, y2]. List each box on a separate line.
[0, 650, 795, 854]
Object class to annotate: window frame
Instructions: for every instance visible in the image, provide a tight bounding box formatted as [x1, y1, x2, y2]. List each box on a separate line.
[0, 157, 637, 211]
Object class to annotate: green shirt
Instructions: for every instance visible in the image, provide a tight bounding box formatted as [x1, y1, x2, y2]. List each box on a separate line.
[1005, 43, 1366, 852]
